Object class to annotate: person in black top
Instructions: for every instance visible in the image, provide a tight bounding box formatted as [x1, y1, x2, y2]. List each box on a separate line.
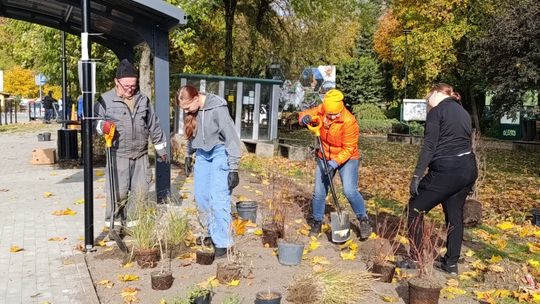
[42, 91, 56, 123]
[404, 83, 478, 275]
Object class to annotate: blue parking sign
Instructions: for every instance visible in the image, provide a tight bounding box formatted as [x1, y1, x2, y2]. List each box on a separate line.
[35, 73, 47, 86]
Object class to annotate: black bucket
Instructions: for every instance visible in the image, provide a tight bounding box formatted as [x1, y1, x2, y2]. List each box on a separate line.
[236, 201, 257, 223]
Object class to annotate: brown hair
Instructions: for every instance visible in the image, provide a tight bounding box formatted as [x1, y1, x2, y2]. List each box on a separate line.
[429, 83, 461, 103]
[177, 85, 199, 139]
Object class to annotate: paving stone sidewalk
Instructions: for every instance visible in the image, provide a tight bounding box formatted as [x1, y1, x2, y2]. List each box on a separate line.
[0, 127, 104, 304]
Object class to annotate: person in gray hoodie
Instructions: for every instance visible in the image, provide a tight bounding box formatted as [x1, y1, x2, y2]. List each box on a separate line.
[178, 85, 242, 257]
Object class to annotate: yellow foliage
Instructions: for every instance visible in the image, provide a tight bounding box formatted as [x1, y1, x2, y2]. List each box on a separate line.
[471, 260, 486, 271]
[226, 279, 240, 287]
[311, 256, 330, 265]
[117, 274, 139, 282]
[340, 250, 356, 260]
[308, 237, 320, 251]
[52, 208, 76, 216]
[441, 287, 466, 299]
[232, 218, 248, 235]
[48, 237, 66, 241]
[487, 255, 502, 264]
[4, 67, 36, 97]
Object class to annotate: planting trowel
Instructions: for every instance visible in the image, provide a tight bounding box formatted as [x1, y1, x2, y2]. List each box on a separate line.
[104, 123, 129, 254]
[307, 116, 351, 243]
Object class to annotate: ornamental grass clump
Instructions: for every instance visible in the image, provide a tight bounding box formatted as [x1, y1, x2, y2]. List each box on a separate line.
[166, 211, 189, 249]
[287, 269, 373, 304]
[129, 201, 158, 250]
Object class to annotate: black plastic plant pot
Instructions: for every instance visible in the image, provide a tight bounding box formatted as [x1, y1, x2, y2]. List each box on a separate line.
[254, 291, 282, 304]
[192, 293, 211, 304]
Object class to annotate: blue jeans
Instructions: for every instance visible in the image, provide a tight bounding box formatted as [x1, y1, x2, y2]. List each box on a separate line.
[194, 145, 232, 248]
[312, 158, 367, 222]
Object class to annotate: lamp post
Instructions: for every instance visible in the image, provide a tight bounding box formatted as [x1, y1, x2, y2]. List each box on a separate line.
[403, 29, 411, 100]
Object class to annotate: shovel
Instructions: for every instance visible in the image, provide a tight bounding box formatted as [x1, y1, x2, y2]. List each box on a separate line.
[104, 123, 129, 254]
[307, 116, 351, 243]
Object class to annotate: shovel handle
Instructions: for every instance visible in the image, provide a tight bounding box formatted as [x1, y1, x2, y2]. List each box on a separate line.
[104, 124, 116, 148]
[307, 115, 322, 136]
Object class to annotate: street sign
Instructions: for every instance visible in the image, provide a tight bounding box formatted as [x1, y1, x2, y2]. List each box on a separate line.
[34, 73, 47, 86]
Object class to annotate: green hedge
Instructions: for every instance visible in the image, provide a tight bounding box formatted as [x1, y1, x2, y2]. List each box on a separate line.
[358, 119, 399, 134]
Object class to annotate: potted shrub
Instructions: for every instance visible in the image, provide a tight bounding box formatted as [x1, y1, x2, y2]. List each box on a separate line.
[255, 290, 282, 304]
[277, 205, 304, 266]
[406, 216, 447, 304]
[195, 236, 215, 265]
[151, 221, 174, 290]
[129, 201, 159, 268]
[369, 216, 403, 283]
[216, 245, 243, 284]
[186, 285, 213, 304]
[166, 210, 189, 258]
[286, 269, 373, 304]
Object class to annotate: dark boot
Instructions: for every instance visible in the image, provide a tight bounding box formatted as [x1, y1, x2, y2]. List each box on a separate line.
[309, 220, 322, 237]
[358, 216, 372, 240]
[215, 247, 227, 259]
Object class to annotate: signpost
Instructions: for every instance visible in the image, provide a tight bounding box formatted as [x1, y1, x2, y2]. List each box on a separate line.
[34, 73, 47, 100]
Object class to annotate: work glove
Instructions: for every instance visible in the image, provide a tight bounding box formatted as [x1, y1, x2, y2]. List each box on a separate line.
[184, 156, 193, 177]
[409, 175, 420, 197]
[326, 160, 339, 176]
[102, 120, 115, 135]
[300, 115, 312, 126]
[228, 171, 240, 191]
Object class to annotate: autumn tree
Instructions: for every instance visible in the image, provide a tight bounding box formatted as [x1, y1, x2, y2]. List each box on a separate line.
[4, 67, 36, 98]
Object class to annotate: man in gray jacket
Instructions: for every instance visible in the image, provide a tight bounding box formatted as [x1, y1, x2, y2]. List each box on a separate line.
[95, 59, 167, 226]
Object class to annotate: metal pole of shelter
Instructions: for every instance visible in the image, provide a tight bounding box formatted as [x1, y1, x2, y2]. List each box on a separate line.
[81, 0, 94, 251]
[61, 31, 68, 127]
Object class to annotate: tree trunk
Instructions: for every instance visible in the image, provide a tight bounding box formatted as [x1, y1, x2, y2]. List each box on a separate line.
[223, 0, 237, 76]
[470, 88, 481, 131]
[139, 43, 153, 99]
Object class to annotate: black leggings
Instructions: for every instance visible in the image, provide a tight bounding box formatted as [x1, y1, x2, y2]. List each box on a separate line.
[408, 154, 478, 265]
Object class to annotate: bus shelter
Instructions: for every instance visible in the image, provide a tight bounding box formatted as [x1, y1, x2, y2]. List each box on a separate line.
[173, 74, 283, 141]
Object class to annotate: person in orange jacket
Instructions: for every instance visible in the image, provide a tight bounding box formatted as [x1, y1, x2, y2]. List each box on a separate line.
[299, 89, 372, 239]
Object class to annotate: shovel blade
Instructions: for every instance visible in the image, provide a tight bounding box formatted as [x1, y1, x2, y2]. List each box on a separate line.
[109, 228, 129, 254]
[330, 211, 351, 243]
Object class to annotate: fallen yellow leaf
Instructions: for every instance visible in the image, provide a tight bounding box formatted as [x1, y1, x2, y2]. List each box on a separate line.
[97, 279, 114, 288]
[44, 192, 53, 198]
[117, 274, 139, 282]
[528, 242, 540, 253]
[9, 246, 23, 253]
[227, 279, 240, 287]
[321, 223, 330, 233]
[381, 295, 397, 302]
[496, 221, 514, 231]
[308, 237, 320, 251]
[311, 256, 330, 265]
[464, 249, 475, 257]
[340, 250, 356, 260]
[121, 287, 139, 303]
[74, 198, 85, 205]
[95, 170, 105, 177]
[528, 259, 540, 268]
[493, 289, 511, 298]
[488, 265, 504, 273]
[232, 218, 248, 235]
[122, 262, 133, 268]
[298, 228, 310, 236]
[441, 287, 466, 299]
[52, 208, 77, 216]
[368, 232, 378, 239]
[294, 219, 303, 224]
[97, 240, 107, 247]
[253, 229, 263, 236]
[487, 255, 502, 264]
[471, 260, 486, 271]
[48, 237, 67, 241]
[446, 278, 459, 287]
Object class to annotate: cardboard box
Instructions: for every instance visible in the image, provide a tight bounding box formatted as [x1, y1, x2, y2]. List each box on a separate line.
[32, 148, 56, 165]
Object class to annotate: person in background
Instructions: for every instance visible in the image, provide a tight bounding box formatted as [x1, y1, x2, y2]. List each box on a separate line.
[402, 83, 478, 275]
[42, 91, 56, 123]
[94, 59, 168, 227]
[298, 89, 372, 240]
[177, 85, 242, 258]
